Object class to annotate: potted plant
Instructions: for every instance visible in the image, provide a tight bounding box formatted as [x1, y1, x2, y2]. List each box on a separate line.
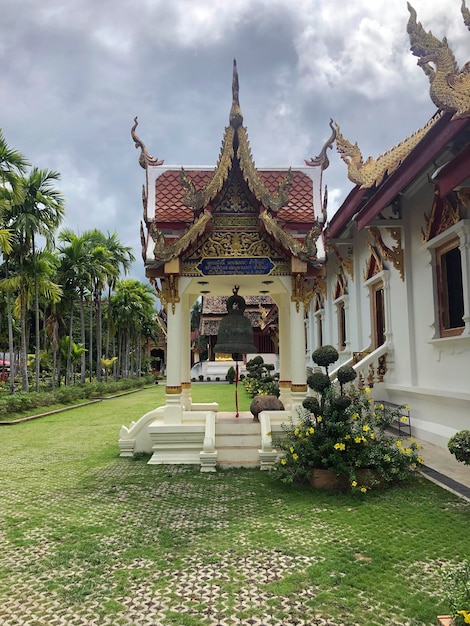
[438, 560, 470, 625]
[275, 345, 423, 492]
[448, 431, 470, 466]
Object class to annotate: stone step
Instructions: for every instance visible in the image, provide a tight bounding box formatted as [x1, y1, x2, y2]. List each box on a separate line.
[216, 445, 260, 466]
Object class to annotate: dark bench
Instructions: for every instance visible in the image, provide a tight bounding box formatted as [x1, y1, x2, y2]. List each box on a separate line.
[375, 400, 411, 438]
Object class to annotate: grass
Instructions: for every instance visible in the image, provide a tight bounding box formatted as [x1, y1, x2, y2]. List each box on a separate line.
[0, 386, 468, 625]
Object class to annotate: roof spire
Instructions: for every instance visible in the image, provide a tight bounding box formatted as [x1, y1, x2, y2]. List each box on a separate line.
[229, 59, 243, 129]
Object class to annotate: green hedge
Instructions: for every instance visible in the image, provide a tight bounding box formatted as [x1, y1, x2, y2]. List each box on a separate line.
[0, 376, 154, 418]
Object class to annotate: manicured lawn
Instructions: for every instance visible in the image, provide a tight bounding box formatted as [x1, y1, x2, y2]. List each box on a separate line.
[0, 386, 468, 625]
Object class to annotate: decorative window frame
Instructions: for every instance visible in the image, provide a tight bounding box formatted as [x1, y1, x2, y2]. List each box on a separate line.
[423, 219, 470, 342]
[363, 269, 392, 349]
[333, 295, 349, 353]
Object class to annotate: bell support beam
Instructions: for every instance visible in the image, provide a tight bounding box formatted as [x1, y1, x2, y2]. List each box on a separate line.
[164, 290, 183, 423]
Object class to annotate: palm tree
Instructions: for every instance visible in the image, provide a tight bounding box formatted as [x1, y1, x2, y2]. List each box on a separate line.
[0, 253, 62, 390]
[6, 168, 65, 390]
[0, 131, 28, 392]
[102, 231, 135, 359]
[57, 229, 95, 384]
[110, 280, 157, 378]
[0, 130, 29, 205]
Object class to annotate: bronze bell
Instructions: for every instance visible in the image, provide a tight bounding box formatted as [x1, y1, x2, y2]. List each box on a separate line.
[214, 286, 257, 361]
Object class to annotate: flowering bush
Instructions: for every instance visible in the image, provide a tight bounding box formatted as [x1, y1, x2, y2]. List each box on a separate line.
[441, 560, 470, 625]
[274, 346, 423, 491]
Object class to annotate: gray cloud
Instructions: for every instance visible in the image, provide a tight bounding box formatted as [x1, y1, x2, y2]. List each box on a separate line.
[1, 0, 467, 282]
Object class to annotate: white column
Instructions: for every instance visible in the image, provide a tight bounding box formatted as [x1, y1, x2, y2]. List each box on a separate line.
[164, 298, 183, 423]
[276, 294, 292, 410]
[290, 299, 307, 409]
[180, 293, 192, 410]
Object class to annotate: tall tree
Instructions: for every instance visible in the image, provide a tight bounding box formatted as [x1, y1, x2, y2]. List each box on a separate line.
[0, 131, 28, 392]
[7, 168, 65, 390]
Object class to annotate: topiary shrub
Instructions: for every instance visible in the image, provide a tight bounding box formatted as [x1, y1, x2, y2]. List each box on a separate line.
[311, 345, 339, 373]
[307, 371, 331, 393]
[448, 430, 470, 465]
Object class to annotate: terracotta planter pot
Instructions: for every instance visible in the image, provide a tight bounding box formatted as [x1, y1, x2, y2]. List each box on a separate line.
[309, 468, 381, 491]
[437, 617, 454, 625]
[309, 468, 350, 490]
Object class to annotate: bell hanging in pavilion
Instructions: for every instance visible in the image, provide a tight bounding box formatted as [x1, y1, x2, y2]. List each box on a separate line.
[214, 287, 257, 361]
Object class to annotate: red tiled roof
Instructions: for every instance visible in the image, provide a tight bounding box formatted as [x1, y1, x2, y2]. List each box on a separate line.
[155, 169, 314, 226]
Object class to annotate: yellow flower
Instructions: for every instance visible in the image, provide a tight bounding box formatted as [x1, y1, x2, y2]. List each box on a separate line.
[294, 428, 299, 436]
[292, 453, 299, 461]
[396, 440, 402, 447]
[360, 487, 367, 493]
[365, 387, 371, 394]
[354, 436, 362, 444]
[309, 427, 315, 434]
[290, 446, 294, 453]
[344, 434, 351, 440]
[266, 431, 271, 436]
[378, 403, 384, 410]
[351, 481, 357, 487]
[405, 448, 412, 455]
[281, 458, 287, 465]
[417, 444, 422, 450]
[385, 455, 391, 462]
[405, 404, 410, 411]
[417, 456, 424, 464]
[317, 415, 323, 423]
[457, 611, 470, 624]
[334, 442, 346, 451]
[409, 437, 414, 443]
[352, 413, 359, 420]
[400, 416, 408, 423]
[370, 433, 375, 440]
[363, 425, 370, 432]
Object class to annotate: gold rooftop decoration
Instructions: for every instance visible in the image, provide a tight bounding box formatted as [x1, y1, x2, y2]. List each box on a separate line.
[131, 117, 164, 168]
[333, 114, 442, 188]
[407, 2, 470, 120]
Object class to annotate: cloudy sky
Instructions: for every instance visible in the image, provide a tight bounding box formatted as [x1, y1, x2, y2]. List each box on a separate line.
[1, 0, 468, 283]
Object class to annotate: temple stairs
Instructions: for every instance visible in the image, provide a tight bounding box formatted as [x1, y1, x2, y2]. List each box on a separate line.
[215, 412, 263, 467]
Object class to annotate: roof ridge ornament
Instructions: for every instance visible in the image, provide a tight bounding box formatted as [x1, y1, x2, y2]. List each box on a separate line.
[407, 3, 470, 120]
[305, 119, 337, 170]
[131, 117, 164, 169]
[334, 112, 443, 188]
[230, 59, 243, 129]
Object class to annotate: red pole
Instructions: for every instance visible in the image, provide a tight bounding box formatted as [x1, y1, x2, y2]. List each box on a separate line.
[235, 361, 239, 418]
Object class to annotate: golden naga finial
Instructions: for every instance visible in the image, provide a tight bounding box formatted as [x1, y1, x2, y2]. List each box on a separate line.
[229, 59, 244, 129]
[131, 117, 164, 169]
[407, 3, 470, 119]
[305, 119, 337, 171]
[334, 114, 443, 188]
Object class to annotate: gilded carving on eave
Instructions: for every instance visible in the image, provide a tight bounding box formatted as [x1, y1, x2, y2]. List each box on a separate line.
[131, 117, 164, 169]
[330, 244, 354, 281]
[237, 127, 292, 211]
[364, 243, 384, 281]
[291, 274, 314, 313]
[333, 269, 347, 300]
[156, 275, 180, 314]
[421, 187, 463, 242]
[259, 210, 320, 261]
[180, 126, 235, 210]
[149, 210, 212, 262]
[334, 115, 442, 188]
[407, 3, 470, 120]
[368, 226, 404, 281]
